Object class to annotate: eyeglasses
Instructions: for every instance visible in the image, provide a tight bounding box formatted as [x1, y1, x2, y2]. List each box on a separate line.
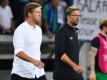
[69, 14, 81, 17]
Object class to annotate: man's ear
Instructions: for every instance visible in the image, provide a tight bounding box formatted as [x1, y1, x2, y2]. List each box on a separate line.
[67, 15, 69, 19]
[28, 12, 32, 17]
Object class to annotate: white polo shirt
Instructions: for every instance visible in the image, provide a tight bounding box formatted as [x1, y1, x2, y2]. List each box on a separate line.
[0, 5, 13, 29]
[11, 21, 45, 78]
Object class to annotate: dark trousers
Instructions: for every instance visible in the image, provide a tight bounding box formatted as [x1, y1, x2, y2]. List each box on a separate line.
[54, 79, 76, 80]
[11, 74, 47, 80]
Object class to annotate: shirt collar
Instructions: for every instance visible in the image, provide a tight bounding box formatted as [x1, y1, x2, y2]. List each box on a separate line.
[25, 21, 37, 29]
[66, 23, 79, 32]
[99, 33, 107, 39]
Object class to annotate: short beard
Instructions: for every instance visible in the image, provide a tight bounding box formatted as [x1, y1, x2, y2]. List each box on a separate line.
[72, 22, 78, 26]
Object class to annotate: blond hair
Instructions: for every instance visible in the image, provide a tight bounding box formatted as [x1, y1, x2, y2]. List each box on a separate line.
[99, 17, 107, 30]
[24, 2, 41, 18]
[66, 6, 80, 15]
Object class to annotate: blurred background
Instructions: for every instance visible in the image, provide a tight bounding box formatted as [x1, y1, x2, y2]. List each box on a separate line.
[0, 0, 107, 80]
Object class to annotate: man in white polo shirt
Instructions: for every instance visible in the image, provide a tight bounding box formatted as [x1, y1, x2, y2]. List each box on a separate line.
[11, 2, 47, 80]
[0, 0, 13, 34]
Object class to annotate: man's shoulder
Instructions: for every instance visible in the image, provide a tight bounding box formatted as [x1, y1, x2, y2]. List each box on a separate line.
[15, 22, 27, 32]
[6, 5, 11, 9]
[56, 26, 67, 35]
[92, 37, 100, 42]
[18, 21, 26, 28]
[91, 36, 100, 48]
[60, 24, 68, 31]
[92, 35, 100, 42]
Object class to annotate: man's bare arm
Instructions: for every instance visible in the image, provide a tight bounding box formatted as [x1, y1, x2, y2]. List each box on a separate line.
[90, 47, 98, 72]
[89, 47, 98, 80]
[16, 51, 45, 69]
[61, 53, 76, 68]
[61, 53, 83, 74]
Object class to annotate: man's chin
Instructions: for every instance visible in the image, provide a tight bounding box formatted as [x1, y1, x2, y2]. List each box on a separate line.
[73, 23, 78, 26]
[37, 22, 41, 25]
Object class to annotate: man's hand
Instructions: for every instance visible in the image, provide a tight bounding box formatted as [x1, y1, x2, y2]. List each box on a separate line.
[16, 52, 45, 69]
[61, 53, 83, 74]
[89, 47, 97, 80]
[73, 65, 83, 74]
[89, 72, 96, 80]
[32, 60, 45, 69]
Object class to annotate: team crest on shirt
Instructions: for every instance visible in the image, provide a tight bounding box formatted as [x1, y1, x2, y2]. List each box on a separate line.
[104, 41, 107, 48]
[70, 37, 73, 40]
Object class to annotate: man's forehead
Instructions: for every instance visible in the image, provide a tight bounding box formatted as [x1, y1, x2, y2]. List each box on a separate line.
[70, 10, 80, 14]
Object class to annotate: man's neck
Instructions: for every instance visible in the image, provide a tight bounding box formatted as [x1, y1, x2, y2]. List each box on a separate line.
[101, 31, 107, 38]
[26, 18, 36, 28]
[67, 21, 76, 30]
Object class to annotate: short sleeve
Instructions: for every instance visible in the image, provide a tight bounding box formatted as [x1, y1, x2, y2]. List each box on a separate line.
[91, 37, 100, 49]
[55, 29, 67, 58]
